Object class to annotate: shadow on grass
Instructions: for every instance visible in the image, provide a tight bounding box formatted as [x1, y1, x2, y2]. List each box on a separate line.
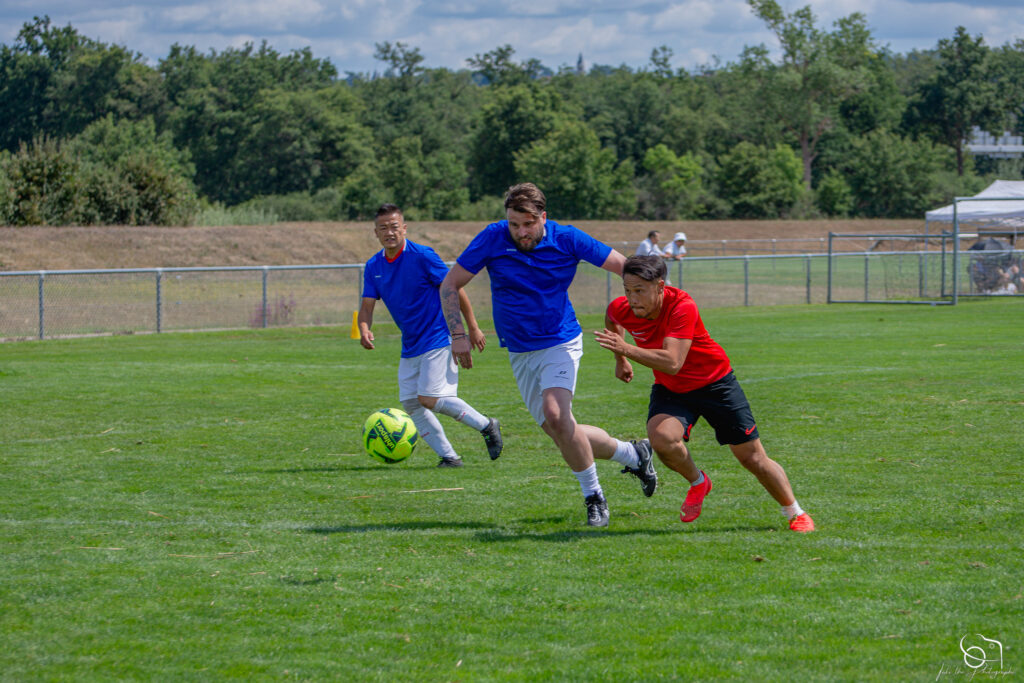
[306, 520, 499, 534]
[305, 518, 779, 538]
[257, 463, 457, 474]
[473, 528, 683, 543]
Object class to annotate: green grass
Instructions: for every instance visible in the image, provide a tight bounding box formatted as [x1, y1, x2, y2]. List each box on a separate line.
[2, 301, 1022, 680]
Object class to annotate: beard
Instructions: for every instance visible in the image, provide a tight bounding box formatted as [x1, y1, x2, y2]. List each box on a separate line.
[514, 233, 542, 253]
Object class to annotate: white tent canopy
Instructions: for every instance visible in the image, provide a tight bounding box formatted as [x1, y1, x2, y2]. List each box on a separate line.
[926, 179, 1024, 226]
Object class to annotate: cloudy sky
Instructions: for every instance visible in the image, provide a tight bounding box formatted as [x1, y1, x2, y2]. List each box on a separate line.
[1, 0, 1022, 74]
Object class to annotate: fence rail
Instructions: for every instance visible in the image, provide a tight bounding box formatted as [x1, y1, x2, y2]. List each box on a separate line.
[1, 250, 1019, 342]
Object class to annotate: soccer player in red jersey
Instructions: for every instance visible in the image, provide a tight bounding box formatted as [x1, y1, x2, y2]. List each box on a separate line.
[594, 255, 815, 532]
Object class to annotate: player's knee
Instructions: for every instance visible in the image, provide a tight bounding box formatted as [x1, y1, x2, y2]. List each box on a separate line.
[542, 406, 573, 437]
[733, 443, 766, 469]
[401, 398, 423, 415]
[417, 395, 437, 410]
[648, 431, 680, 457]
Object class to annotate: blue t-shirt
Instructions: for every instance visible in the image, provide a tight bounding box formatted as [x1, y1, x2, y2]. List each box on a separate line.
[363, 240, 451, 358]
[457, 220, 612, 352]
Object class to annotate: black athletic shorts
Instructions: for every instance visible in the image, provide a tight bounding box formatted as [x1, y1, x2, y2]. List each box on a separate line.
[647, 371, 759, 446]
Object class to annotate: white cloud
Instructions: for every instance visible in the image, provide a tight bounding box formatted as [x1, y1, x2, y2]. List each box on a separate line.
[1, 0, 1023, 74]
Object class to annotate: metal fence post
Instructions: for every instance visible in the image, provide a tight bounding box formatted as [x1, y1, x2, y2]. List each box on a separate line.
[921, 252, 929, 296]
[605, 271, 611, 307]
[805, 255, 811, 304]
[677, 259, 683, 289]
[37, 271, 45, 340]
[356, 267, 362, 309]
[864, 253, 870, 302]
[827, 234, 834, 303]
[156, 269, 163, 333]
[262, 266, 269, 328]
[744, 257, 750, 306]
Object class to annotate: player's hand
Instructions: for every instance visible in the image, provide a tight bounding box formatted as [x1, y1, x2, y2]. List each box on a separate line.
[469, 327, 486, 352]
[360, 330, 375, 350]
[615, 357, 633, 383]
[593, 328, 628, 355]
[452, 335, 473, 369]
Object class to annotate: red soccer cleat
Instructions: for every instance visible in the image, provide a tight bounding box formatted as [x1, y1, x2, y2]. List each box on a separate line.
[680, 471, 712, 523]
[789, 512, 815, 533]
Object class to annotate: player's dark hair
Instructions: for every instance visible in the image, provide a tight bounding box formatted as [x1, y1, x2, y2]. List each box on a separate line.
[647, 230, 659, 239]
[504, 183, 546, 216]
[375, 203, 402, 218]
[624, 255, 667, 282]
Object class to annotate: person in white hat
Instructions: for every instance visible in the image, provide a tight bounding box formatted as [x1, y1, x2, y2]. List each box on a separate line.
[664, 232, 687, 260]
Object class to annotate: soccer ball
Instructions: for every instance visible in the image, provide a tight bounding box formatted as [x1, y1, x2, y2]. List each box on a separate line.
[362, 408, 418, 464]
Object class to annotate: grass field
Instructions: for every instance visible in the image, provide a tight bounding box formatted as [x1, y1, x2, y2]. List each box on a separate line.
[2, 301, 1022, 680]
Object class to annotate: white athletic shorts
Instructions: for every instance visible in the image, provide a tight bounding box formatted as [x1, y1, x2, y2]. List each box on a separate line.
[508, 334, 583, 425]
[397, 345, 458, 401]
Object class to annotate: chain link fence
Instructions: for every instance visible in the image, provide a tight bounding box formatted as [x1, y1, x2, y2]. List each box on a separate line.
[7, 248, 1013, 342]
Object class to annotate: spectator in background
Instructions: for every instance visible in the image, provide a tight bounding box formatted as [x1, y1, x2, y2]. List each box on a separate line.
[635, 230, 664, 257]
[664, 232, 687, 260]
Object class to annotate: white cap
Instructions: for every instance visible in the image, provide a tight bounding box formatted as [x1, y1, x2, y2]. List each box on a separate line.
[673, 232, 687, 242]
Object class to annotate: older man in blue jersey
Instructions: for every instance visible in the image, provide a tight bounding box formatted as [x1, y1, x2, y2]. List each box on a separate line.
[439, 184, 656, 527]
[359, 203, 502, 467]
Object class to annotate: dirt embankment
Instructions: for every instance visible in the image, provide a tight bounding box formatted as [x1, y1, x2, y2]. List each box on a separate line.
[0, 219, 923, 271]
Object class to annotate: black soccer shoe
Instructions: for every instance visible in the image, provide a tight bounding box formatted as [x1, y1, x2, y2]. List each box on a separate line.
[621, 438, 657, 497]
[481, 418, 503, 460]
[584, 492, 609, 527]
[437, 457, 464, 468]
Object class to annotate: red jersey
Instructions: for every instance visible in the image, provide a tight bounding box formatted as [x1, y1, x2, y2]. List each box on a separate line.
[606, 287, 731, 393]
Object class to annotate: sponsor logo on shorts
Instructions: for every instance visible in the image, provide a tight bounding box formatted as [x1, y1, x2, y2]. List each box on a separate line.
[745, 424, 756, 435]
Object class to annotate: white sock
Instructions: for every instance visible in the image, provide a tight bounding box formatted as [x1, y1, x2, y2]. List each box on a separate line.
[401, 399, 458, 460]
[572, 463, 603, 498]
[690, 471, 705, 487]
[609, 439, 639, 469]
[781, 501, 804, 519]
[433, 396, 489, 431]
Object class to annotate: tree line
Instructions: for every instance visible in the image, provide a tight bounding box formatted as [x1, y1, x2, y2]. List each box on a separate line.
[2, 1, 1023, 227]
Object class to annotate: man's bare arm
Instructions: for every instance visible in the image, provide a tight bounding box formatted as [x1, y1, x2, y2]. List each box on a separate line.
[593, 331, 690, 375]
[440, 264, 477, 368]
[600, 249, 626, 276]
[458, 288, 486, 352]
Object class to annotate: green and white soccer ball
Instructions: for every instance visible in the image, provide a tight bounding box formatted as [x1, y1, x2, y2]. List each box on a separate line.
[362, 408, 419, 464]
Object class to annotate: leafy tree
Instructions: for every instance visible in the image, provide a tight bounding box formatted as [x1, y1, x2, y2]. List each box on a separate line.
[905, 27, 1000, 175]
[638, 144, 704, 219]
[336, 161, 389, 220]
[815, 171, 853, 216]
[159, 42, 340, 203]
[745, 1, 877, 188]
[467, 45, 548, 86]
[233, 87, 372, 200]
[716, 142, 804, 217]
[0, 136, 80, 225]
[69, 116, 198, 225]
[374, 41, 424, 82]
[43, 41, 157, 139]
[840, 130, 947, 216]
[513, 120, 635, 219]
[990, 39, 1024, 135]
[0, 17, 92, 150]
[469, 84, 572, 198]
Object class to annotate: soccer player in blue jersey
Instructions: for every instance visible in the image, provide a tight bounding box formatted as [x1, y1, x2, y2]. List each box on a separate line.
[439, 183, 656, 526]
[358, 204, 503, 467]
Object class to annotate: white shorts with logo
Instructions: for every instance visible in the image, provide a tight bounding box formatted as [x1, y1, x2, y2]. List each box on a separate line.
[508, 334, 583, 425]
[397, 345, 458, 401]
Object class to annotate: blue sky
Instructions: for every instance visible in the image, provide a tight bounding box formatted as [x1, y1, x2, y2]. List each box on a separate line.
[2, 1, 1022, 74]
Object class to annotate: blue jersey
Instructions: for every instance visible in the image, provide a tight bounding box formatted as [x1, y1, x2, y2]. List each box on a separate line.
[457, 220, 612, 352]
[363, 240, 451, 358]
